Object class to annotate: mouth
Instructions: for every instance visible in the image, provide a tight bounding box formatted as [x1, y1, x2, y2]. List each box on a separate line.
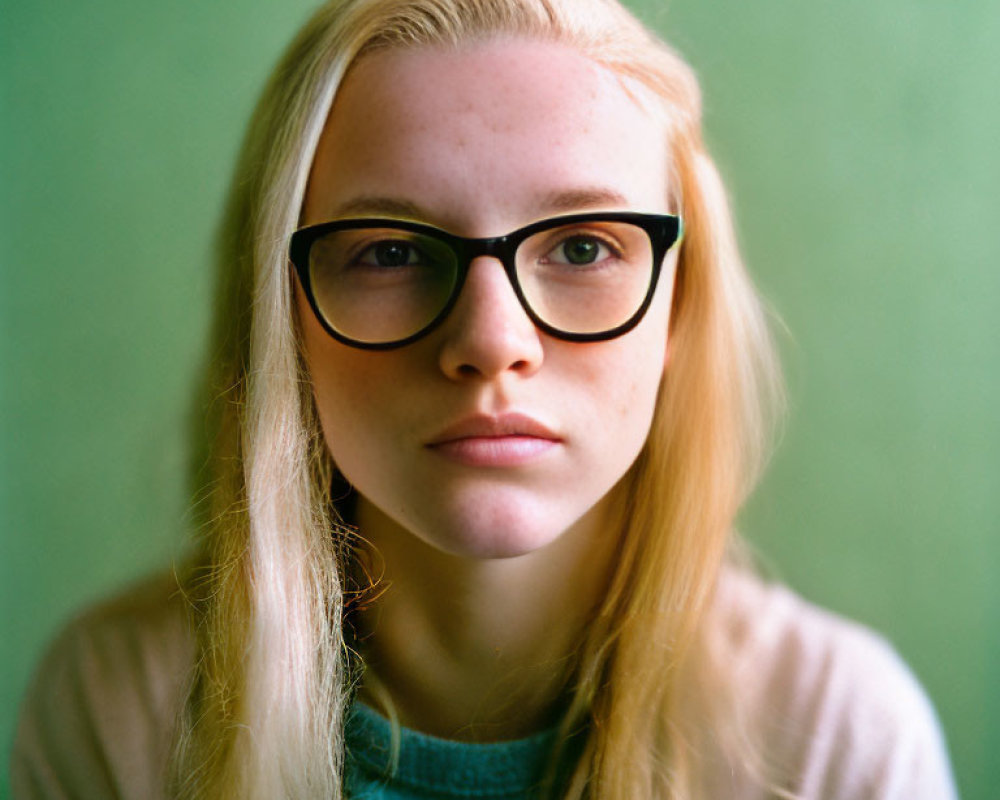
[425, 413, 562, 467]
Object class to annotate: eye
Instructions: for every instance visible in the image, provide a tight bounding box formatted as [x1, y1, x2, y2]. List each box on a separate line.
[547, 235, 614, 266]
[357, 239, 424, 268]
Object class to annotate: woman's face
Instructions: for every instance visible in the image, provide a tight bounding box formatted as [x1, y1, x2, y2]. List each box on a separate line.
[298, 38, 677, 559]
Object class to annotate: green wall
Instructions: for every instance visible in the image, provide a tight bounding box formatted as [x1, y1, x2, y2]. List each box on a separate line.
[2, 1, 996, 797]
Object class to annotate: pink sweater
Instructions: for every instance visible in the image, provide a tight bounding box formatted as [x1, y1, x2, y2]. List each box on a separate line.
[10, 568, 958, 799]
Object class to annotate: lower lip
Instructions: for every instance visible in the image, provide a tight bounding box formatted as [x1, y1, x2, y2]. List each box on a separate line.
[427, 436, 559, 467]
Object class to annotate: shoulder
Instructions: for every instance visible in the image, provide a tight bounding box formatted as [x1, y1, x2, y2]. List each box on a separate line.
[703, 566, 959, 800]
[11, 570, 195, 800]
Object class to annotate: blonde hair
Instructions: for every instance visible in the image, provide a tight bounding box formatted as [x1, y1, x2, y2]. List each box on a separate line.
[174, 0, 784, 798]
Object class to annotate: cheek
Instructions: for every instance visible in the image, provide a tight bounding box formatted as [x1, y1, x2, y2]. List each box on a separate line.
[604, 311, 672, 445]
[297, 295, 383, 455]
[604, 305, 671, 414]
[560, 333, 666, 464]
[310, 356, 364, 438]
[307, 343, 390, 443]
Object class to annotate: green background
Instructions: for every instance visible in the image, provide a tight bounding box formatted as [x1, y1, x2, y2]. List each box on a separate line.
[2, 1, 997, 797]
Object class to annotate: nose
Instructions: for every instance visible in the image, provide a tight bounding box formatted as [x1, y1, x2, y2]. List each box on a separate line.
[437, 256, 544, 380]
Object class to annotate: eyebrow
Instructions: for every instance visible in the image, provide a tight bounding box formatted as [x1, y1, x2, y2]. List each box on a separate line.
[329, 196, 427, 219]
[327, 186, 633, 224]
[535, 187, 631, 214]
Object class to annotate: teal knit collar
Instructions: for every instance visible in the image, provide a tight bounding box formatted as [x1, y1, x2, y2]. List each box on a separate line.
[345, 700, 559, 797]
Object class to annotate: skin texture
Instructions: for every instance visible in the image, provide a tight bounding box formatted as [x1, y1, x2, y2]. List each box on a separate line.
[297, 38, 678, 739]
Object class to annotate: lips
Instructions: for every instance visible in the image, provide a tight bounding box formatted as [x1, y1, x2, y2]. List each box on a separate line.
[425, 413, 562, 467]
[427, 413, 560, 444]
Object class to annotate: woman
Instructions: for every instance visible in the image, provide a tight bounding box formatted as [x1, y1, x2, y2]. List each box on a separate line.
[12, 0, 957, 797]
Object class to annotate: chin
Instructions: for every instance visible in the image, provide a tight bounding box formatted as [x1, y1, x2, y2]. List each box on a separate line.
[419, 513, 566, 561]
[432, 529, 556, 560]
[355, 485, 605, 563]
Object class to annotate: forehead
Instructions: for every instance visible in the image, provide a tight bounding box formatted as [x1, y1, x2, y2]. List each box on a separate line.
[303, 38, 669, 231]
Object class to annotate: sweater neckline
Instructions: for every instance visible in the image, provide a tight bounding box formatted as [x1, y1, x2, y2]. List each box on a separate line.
[345, 700, 559, 797]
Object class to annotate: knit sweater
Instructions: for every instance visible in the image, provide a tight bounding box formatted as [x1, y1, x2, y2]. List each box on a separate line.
[345, 701, 558, 798]
[10, 568, 958, 799]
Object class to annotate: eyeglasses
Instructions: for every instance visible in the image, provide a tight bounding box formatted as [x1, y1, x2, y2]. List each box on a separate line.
[289, 211, 682, 350]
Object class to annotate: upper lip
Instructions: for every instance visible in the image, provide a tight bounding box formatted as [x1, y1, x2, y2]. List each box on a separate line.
[426, 413, 561, 445]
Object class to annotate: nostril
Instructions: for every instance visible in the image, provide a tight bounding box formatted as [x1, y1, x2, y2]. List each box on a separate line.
[450, 356, 535, 379]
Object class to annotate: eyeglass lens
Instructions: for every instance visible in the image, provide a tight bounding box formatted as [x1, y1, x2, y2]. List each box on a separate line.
[307, 220, 655, 345]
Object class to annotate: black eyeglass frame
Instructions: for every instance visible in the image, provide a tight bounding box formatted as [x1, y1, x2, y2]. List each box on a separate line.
[289, 211, 683, 350]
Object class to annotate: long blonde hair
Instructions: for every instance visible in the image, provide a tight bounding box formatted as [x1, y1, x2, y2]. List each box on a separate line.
[173, 0, 783, 797]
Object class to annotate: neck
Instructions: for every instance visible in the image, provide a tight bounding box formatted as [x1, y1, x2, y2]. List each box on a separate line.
[349, 495, 621, 742]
